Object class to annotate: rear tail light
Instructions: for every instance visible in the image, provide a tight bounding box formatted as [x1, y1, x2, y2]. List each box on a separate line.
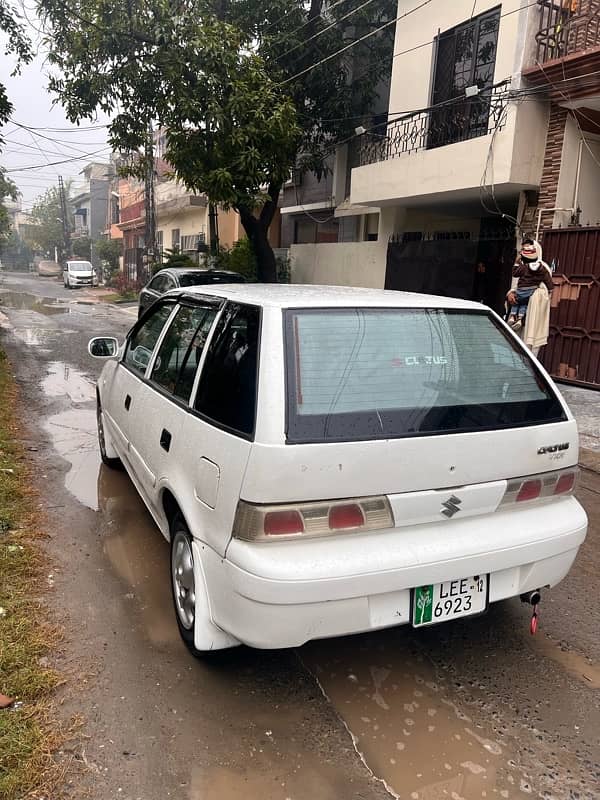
[516, 480, 542, 502]
[501, 467, 578, 506]
[233, 496, 393, 542]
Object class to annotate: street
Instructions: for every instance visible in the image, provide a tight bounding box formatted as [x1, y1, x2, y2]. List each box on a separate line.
[0, 271, 599, 800]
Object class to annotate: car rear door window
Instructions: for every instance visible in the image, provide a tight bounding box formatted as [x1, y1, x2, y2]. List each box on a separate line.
[124, 303, 174, 377]
[150, 303, 219, 402]
[284, 308, 566, 443]
[149, 275, 168, 294]
[194, 303, 260, 437]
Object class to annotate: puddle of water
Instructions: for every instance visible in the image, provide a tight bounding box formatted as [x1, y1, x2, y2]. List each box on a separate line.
[189, 761, 358, 800]
[44, 407, 100, 510]
[0, 290, 70, 316]
[98, 465, 178, 648]
[301, 637, 530, 800]
[532, 634, 600, 689]
[42, 361, 96, 403]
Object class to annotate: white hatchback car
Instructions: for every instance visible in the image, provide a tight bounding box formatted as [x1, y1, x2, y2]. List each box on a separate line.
[89, 285, 587, 655]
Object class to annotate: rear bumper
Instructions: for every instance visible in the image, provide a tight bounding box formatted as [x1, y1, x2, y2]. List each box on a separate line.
[199, 498, 587, 649]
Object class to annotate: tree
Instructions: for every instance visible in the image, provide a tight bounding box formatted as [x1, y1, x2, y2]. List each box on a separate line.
[37, 0, 395, 281]
[0, 228, 33, 269]
[0, 1, 33, 145]
[23, 185, 71, 260]
[0, 168, 18, 242]
[72, 236, 91, 259]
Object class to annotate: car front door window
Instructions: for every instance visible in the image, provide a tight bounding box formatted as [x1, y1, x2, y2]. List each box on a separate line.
[124, 304, 174, 377]
[150, 303, 219, 401]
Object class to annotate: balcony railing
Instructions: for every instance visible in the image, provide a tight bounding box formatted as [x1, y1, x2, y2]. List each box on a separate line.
[535, 0, 600, 64]
[358, 84, 509, 168]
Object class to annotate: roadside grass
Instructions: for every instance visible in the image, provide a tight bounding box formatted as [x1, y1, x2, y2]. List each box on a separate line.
[0, 346, 65, 799]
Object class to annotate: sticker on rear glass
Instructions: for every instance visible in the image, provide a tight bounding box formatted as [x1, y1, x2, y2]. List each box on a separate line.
[392, 356, 448, 367]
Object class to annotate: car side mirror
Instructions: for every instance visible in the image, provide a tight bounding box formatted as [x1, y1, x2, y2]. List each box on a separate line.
[88, 337, 119, 358]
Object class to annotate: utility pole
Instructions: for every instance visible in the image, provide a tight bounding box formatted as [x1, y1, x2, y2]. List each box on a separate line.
[144, 120, 157, 280]
[58, 175, 71, 261]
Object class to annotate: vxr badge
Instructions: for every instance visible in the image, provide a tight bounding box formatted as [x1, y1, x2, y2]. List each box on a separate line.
[441, 495, 462, 518]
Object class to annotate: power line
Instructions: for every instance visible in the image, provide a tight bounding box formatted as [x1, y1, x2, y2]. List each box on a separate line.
[4, 146, 112, 172]
[278, 0, 434, 86]
[8, 118, 109, 133]
[280, 0, 540, 88]
[277, 0, 383, 64]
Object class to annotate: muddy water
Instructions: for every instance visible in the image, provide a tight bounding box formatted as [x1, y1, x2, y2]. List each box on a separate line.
[42, 361, 96, 403]
[0, 290, 70, 316]
[531, 633, 600, 689]
[301, 636, 532, 800]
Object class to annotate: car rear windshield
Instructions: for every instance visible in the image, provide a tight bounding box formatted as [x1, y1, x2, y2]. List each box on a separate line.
[177, 272, 245, 287]
[284, 308, 566, 444]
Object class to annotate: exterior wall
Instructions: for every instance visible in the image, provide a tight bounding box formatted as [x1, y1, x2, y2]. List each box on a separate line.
[538, 106, 570, 220]
[352, 0, 546, 208]
[156, 205, 208, 252]
[575, 137, 600, 225]
[389, 0, 538, 115]
[218, 208, 244, 249]
[89, 178, 109, 241]
[290, 242, 387, 288]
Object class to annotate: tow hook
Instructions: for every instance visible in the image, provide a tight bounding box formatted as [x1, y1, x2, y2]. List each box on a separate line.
[520, 590, 541, 635]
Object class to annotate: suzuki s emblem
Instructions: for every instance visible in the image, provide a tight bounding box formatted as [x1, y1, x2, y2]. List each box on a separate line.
[441, 495, 462, 518]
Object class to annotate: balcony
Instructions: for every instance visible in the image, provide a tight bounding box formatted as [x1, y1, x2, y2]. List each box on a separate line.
[534, 0, 600, 64]
[523, 1, 600, 105]
[350, 82, 546, 209]
[358, 84, 509, 168]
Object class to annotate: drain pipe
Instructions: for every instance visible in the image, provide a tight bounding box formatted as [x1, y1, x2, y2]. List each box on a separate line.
[536, 207, 575, 240]
[573, 137, 584, 216]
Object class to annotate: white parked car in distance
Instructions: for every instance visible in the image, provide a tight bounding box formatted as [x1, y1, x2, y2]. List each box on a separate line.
[88, 285, 587, 655]
[64, 259, 97, 288]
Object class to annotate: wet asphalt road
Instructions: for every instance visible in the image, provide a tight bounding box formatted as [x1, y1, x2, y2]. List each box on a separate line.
[0, 271, 599, 800]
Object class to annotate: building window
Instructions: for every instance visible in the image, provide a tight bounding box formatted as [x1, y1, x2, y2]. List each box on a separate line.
[428, 7, 501, 149]
[171, 228, 180, 250]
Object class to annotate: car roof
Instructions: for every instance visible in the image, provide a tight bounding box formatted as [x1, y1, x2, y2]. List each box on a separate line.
[169, 283, 485, 310]
[157, 268, 242, 277]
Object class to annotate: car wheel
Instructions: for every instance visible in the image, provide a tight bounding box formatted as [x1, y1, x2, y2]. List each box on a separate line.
[169, 515, 239, 657]
[96, 402, 122, 469]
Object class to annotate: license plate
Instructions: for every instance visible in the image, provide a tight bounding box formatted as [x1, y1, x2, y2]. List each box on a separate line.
[412, 575, 487, 627]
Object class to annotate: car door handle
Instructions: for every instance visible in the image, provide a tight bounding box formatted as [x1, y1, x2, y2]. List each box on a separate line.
[124, 394, 131, 411]
[160, 429, 172, 452]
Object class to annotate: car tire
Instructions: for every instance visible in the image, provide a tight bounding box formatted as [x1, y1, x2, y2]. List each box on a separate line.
[169, 514, 239, 658]
[96, 401, 122, 469]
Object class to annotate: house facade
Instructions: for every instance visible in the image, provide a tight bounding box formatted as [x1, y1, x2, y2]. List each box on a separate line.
[70, 162, 111, 268]
[290, 2, 596, 304]
[155, 179, 209, 260]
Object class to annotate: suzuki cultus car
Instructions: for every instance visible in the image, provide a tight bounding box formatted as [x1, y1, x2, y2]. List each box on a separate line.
[88, 285, 587, 655]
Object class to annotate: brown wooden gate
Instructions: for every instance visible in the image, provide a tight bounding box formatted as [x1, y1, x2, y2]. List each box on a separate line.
[540, 227, 600, 388]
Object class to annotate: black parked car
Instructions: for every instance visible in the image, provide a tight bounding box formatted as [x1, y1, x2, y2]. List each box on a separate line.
[138, 268, 246, 317]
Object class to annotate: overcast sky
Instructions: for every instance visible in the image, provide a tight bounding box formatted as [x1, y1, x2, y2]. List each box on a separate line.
[0, 14, 111, 211]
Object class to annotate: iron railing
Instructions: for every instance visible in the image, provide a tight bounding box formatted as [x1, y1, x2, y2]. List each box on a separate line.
[358, 84, 509, 167]
[535, 0, 600, 63]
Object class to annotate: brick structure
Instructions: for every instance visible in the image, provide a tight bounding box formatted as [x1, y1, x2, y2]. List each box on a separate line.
[538, 105, 569, 214]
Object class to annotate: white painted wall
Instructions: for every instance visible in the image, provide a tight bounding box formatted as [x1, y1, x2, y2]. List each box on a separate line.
[290, 242, 387, 288]
[352, 0, 547, 207]
[389, 0, 538, 117]
[577, 138, 600, 225]
[556, 122, 600, 227]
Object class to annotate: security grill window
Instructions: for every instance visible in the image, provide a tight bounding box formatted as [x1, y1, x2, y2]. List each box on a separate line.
[428, 7, 501, 149]
[284, 308, 565, 444]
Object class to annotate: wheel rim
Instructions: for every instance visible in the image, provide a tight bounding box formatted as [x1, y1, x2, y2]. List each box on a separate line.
[171, 533, 195, 630]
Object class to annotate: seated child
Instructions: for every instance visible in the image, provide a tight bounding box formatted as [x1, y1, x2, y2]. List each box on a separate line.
[508, 241, 553, 330]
